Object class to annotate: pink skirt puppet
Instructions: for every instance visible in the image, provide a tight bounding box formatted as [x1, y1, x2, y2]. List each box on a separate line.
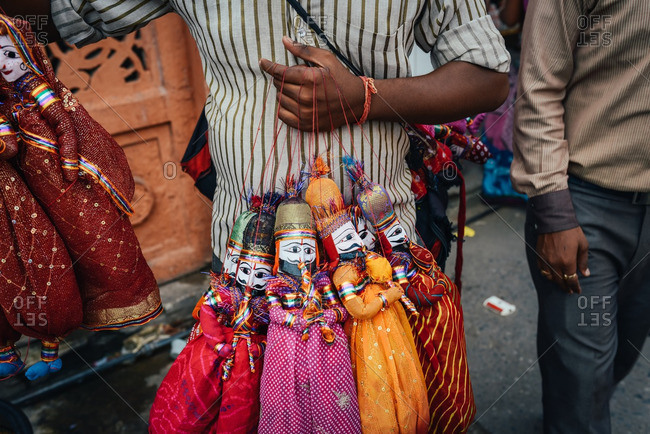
[150, 194, 281, 433]
[0, 16, 161, 336]
[0, 115, 82, 379]
[259, 178, 360, 433]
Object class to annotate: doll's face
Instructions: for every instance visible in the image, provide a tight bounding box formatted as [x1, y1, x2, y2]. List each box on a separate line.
[382, 220, 408, 248]
[235, 260, 272, 291]
[0, 36, 27, 83]
[278, 238, 317, 276]
[356, 218, 377, 251]
[332, 222, 364, 255]
[223, 245, 241, 275]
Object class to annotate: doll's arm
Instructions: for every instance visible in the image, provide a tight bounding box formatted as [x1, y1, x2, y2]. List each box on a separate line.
[25, 79, 78, 182]
[332, 266, 402, 320]
[0, 115, 18, 160]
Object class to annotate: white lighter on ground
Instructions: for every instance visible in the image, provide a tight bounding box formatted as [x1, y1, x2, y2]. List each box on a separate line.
[483, 296, 516, 316]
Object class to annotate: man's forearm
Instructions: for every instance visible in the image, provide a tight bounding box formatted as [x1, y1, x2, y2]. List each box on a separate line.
[0, 0, 61, 43]
[369, 62, 509, 126]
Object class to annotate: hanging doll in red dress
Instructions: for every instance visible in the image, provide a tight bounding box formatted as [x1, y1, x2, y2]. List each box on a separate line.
[150, 192, 279, 433]
[0, 16, 161, 332]
[0, 114, 83, 379]
[344, 156, 476, 433]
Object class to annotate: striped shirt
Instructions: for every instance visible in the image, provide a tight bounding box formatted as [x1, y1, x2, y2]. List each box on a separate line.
[51, 0, 509, 260]
[511, 0, 650, 231]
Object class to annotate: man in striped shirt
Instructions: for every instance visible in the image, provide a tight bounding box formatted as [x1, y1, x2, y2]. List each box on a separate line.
[5, 1, 509, 267]
[512, 1, 650, 432]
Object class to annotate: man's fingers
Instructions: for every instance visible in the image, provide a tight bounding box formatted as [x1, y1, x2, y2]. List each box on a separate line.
[276, 93, 300, 116]
[272, 79, 310, 102]
[259, 58, 287, 79]
[276, 106, 300, 130]
[282, 35, 328, 67]
[577, 236, 590, 277]
[560, 270, 581, 294]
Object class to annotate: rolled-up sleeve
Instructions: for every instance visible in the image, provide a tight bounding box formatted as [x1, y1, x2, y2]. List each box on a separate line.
[414, 0, 510, 73]
[51, 0, 172, 47]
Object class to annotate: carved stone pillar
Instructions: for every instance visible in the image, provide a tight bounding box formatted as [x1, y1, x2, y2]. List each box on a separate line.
[47, 14, 211, 283]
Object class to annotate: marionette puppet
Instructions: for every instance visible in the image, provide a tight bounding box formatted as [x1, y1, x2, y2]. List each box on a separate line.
[0, 16, 161, 334]
[348, 204, 378, 253]
[304, 156, 429, 433]
[345, 156, 476, 433]
[150, 193, 280, 433]
[187, 195, 261, 343]
[259, 177, 360, 433]
[0, 115, 83, 379]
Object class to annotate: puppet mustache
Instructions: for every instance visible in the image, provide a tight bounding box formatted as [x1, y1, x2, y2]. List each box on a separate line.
[340, 243, 363, 252]
[236, 278, 266, 290]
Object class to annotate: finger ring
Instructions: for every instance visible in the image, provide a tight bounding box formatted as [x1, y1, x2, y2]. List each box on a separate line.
[540, 270, 551, 277]
[562, 273, 578, 280]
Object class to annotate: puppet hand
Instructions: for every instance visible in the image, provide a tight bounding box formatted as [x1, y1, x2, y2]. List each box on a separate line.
[259, 36, 365, 132]
[0, 136, 19, 160]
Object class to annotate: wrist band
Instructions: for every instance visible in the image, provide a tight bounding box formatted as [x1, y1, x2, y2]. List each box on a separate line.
[378, 292, 389, 309]
[358, 76, 378, 125]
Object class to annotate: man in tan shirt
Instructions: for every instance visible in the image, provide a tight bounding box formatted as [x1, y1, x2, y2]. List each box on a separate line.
[512, 1, 650, 432]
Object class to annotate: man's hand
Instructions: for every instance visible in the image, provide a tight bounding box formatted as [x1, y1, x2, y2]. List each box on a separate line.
[536, 227, 590, 294]
[259, 36, 364, 132]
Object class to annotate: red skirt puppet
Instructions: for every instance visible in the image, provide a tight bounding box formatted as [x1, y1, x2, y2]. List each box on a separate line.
[0, 123, 82, 377]
[0, 16, 161, 331]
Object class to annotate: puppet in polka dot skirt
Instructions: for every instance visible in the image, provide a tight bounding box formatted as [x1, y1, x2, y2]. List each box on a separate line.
[0, 113, 82, 379]
[259, 176, 361, 433]
[305, 156, 429, 434]
[150, 192, 279, 433]
[346, 156, 476, 433]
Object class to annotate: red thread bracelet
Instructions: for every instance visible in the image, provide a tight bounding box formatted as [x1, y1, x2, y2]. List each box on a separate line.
[358, 76, 378, 125]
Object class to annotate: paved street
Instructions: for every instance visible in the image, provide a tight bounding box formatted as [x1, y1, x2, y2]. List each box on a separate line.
[2, 165, 649, 433]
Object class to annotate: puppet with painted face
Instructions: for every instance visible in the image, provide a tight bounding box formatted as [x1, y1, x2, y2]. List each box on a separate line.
[0, 118, 83, 379]
[348, 204, 378, 253]
[345, 156, 477, 433]
[344, 156, 446, 301]
[188, 195, 261, 342]
[0, 16, 161, 338]
[150, 192, 278, 433]
[304, 156, 429, 433]
[259, 177, 360, 433]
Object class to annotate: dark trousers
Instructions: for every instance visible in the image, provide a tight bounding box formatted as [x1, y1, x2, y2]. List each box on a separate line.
[525, 177, 650, 434]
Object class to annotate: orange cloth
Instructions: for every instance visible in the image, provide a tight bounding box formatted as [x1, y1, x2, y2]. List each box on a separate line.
[334, 263, 430, 433]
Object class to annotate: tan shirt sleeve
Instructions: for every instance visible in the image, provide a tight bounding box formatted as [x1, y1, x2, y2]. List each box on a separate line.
[510, 0, 586, 198]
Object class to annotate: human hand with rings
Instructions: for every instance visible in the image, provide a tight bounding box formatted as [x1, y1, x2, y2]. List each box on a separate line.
[536, 226, 590, 294]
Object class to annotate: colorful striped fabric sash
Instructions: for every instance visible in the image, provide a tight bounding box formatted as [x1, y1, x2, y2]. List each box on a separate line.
[19, 129, 134, 215]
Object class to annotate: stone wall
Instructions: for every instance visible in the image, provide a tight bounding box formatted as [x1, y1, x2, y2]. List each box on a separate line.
[47, 14, 212, 283]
